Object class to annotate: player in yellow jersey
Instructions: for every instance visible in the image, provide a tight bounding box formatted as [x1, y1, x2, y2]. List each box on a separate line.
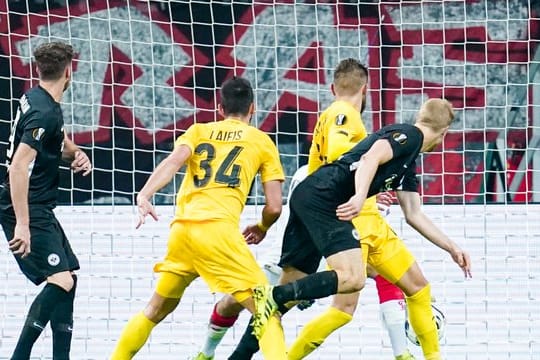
[110, 77, 288, 359]
[286, 58, 415, 360]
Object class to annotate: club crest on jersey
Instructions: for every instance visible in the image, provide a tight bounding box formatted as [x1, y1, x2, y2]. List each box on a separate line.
[335, 114, 347, 126]
[392, 132, 407, 144]
[32, 128, 45, 141]
[47, 253, 60, 266]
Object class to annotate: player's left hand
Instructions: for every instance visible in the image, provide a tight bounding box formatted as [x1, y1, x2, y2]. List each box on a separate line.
[243, 223, 267, 245]
[336, 194, 364, 221]
[71, 150, 92, 176]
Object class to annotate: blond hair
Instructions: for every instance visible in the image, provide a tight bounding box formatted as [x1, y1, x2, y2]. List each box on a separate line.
[416, 98, 455, 131]
[333, 58, 368, 96]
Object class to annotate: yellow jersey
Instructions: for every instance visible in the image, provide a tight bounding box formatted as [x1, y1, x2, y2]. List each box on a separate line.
[308, 100, 378, 215]
[174, 118, 284, 224]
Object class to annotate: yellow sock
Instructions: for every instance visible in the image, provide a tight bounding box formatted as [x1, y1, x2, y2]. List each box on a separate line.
[110, 312, 156, 359]
[406, 284, 440, 358]
[258, 315, 287, 360]
[287, 307, 352, 360]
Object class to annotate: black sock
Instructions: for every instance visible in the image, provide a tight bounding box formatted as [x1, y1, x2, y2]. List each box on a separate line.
[12, 283, 69, 360]
[51, 275, 77, 360]
[228, 319, 259, 360]
[272, 270, 338, 306]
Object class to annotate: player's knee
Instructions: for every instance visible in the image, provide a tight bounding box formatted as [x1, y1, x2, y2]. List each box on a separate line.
[336, 269, 365, 293]
[216, 295, 244, 317]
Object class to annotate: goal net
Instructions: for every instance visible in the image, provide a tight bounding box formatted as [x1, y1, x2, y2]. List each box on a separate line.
[0, 1, 539, 359]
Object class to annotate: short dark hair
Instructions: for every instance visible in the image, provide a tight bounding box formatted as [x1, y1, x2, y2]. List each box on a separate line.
[220, 77, 254, 116]
[33, 42, 74, 81]
[333, 58, 368, 96]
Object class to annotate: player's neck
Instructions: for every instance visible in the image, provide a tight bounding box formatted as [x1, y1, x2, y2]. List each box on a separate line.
[38, 80, 66, 103]
[225, 115, 250, 124]
[334, 95, 362, 112]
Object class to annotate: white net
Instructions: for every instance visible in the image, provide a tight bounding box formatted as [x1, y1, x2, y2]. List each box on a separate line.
[0, 1, 539, 359]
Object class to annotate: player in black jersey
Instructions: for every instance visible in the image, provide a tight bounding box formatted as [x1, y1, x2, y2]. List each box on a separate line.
[252, 99, 472, 360]
[0, 42, 91, 360]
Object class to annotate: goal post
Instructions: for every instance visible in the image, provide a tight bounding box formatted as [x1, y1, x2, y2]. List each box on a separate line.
[0, 1, 539, 359]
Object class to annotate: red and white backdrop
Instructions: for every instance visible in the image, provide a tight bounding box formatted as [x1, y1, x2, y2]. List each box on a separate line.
[0, 0, 538, 204]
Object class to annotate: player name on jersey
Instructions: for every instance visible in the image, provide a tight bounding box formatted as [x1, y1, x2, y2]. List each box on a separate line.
[209, 130, 243, 141]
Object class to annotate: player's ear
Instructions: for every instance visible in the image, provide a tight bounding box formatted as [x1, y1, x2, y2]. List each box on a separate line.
[65, 65, 72, 80]
[330, 83, 336, 96]
[249, 102, 255, 115]
[217, 104, 226, 118]
[360, 83, 367, 96]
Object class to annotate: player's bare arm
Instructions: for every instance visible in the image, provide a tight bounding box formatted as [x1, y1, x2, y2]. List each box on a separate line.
[7, 142, 37, 258]
[244, 179, 283, 245]
[336, 139, 393, 221]
[62, 133, 92, 176]
[396, 190, 472, 278]
[136, 144, 192, 228]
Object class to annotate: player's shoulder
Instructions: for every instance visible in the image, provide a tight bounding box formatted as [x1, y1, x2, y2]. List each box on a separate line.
[21, 87, 56, 117]
[323, 101, 361, 127]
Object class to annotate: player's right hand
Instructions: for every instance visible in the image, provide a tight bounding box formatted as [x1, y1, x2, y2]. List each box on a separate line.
[242, 223, 267, 245]
[136, 194, 158, 229]
[449, 245, 472, 279]
[9, 223, 31, 258]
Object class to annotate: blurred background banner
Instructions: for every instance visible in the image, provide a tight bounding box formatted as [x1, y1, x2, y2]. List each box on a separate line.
[0, 0, 539, 205]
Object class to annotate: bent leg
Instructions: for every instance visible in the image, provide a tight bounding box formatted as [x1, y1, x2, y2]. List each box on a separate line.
[287, 292, 358, 360]
[198, 294, 243, 358]
[111, 272, 194, 359]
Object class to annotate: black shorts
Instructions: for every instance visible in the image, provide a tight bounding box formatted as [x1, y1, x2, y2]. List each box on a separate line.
[278, 175, 359, 274]
[0, 206, 80, 285]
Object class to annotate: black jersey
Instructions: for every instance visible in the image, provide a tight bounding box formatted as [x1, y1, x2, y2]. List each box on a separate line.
[0, 86, 65, 207]
[309, 123, 423, 202]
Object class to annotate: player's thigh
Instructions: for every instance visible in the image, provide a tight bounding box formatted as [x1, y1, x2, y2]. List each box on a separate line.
[190, 221, 267, 303]
[154, 221, 199, 296]
[3, 207, 79, 285]
[368, 221, 415, 284]
[278, 210, 321, 275]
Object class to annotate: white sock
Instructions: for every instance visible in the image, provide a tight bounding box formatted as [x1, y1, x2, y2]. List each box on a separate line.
[380, 299, 409, 357]
[200, 323, 229, 357]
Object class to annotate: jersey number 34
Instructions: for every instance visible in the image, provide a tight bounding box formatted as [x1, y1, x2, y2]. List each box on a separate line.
[193, 143, 243, 188]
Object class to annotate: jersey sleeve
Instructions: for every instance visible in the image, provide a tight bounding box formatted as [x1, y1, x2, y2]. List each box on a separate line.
[325, 114, 362, 163]
[19, 109, 52, 153]
[174, 123, 199, 152]
[259, 134, 285, 183]
[385, 126, 422, 159]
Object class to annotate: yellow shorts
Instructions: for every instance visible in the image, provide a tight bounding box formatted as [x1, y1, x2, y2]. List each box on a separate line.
[353, 213, 415, 284]
[154, 220, 267, 302]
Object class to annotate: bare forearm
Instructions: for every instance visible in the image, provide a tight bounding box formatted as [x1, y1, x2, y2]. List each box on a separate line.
[353, 156, 378, 202]
[260, 204, 281, 229]
[9, 166, 30, 225]
[62, 137, 80, 161]
[406, 212, 456, 252]
[139, 158, 179, 199]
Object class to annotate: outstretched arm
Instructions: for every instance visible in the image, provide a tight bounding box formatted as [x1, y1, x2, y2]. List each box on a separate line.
[136, 144, 192, 228]
[336, 139, 393, 221]
[397, 190, 472, 278]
